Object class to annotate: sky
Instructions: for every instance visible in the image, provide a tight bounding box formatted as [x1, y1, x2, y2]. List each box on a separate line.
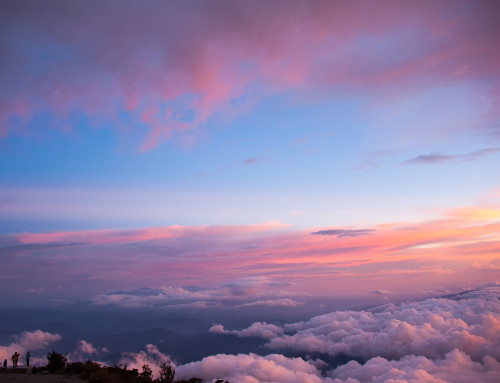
[0, 1, 500, 381]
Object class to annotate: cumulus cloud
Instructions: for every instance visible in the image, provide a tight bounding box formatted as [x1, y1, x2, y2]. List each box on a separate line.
[211, 285, 500, 364]
[263, 285, 500, 363]
[76, 340, 98, 355]
[209, 322, 284, 340]
[68, 340, 109, 363]
[0, 330, 61, 366]
[119, 343, 500, 383]
[331, 349, 500, 383]
[12, 330, 61, 351]
[176, 353, 334, 383]
[120, 345, 333, 382]
[116, 286, 500, 382]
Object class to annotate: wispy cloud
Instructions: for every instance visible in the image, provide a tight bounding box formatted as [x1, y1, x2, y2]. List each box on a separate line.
[2, 203, 499, 304]
[235, 299, 303, 308]
[311, 229, 375, 238]
[2, 1, 499, 149]
[403, 148, 500, 165]
[241, 157, 263, 165]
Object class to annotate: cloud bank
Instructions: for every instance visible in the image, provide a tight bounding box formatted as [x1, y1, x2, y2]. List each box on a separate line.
[4, 285, 497, 382]
[332, 349, 500, 383]
[205, 285, 500, 382]
[260, 285, 500, 362]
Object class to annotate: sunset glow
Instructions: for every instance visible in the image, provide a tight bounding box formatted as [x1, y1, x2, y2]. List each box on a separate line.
[1, 1, 499, 382]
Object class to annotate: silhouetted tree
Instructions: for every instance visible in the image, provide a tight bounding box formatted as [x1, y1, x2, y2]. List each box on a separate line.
[46, 350, 67, 372]
[140, 364, 153, 381]
[158, 362, 175, 383]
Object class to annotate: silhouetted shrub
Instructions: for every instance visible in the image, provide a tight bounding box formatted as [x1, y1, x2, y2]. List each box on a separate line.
[79, 360, 102, 378]
[174, 379, 203, 383]
[65, 361, 84, 374]
[43, 354, 205, 383]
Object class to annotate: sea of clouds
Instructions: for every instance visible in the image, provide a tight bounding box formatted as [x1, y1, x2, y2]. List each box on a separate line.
[1, 285, 499, 382]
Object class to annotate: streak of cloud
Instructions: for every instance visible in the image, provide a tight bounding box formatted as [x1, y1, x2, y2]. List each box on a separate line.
[311, 229, 375, 238]
[403, 148, 500, 165]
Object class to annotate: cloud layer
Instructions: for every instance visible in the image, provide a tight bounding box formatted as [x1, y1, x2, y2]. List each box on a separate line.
[331, 349, 500, 383]
[3, 286, 498, 382]
[106, 285, 500, 382]
[265, 285, 500, 362]
[204, 285, 500, 382]
[1, 0, 499, 149]
[1, 201, 499, 305]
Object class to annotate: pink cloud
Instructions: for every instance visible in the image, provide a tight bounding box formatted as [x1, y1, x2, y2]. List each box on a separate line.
[176, 353, 329, 383]
[119, 344, 173, 380]
[0, 330, 61, 367]
[15, 221, 288, 245]
[2, 202, 499, 303]
[235, 299, 303, 308]
[1, 1, 499, 148]
[67, 340, 109, 363]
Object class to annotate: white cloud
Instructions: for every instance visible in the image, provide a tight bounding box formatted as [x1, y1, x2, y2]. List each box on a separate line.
[331, 349, 500, 383]
[263, 285, 500, 362]
[119, 345, 332, 383]
[204, 284, 500, 381]
[176, 353, 335, 383]
[122, 284, 500, 382]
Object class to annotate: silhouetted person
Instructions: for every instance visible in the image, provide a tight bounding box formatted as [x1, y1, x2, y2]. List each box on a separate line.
[11, 352, 19, 368]
[3, 359, 6, 372]
[26, 351, 31, 367]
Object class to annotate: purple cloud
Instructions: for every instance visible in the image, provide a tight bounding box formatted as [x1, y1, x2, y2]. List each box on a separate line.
[311, 229, 375, 238]
[403, 148, 500, 165]
[241, 158, 263, 165]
